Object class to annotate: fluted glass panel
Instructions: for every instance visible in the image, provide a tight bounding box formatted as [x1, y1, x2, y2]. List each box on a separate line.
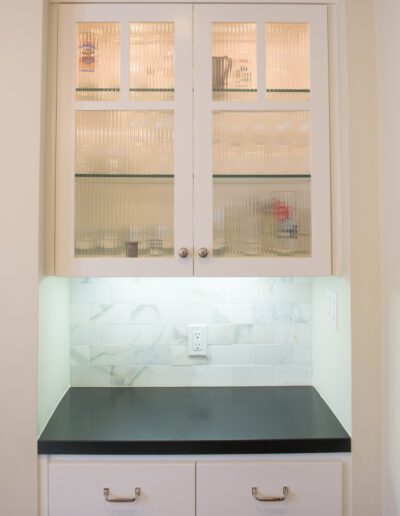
[76, 23, 120, 101]
[75, 177, 174, 257]
[213, 111, 310, 175]
[75, 111, 173, 174]
[130, 23, 175, 101]
[266, 23, 310, 102]
[212, 23, 257, 101]
[213, 178, 310, 257]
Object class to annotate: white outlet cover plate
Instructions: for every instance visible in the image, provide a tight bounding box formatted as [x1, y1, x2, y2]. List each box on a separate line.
[188, 324, 208, 356]
[326, 289, 338, 329]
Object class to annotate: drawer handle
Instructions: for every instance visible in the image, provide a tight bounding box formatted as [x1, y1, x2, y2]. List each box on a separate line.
[252, 486, 289, 502]
[103, 487, 141, 503]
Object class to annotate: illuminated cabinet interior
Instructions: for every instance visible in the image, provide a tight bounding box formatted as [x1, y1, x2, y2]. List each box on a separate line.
[54, 4, 330, 277]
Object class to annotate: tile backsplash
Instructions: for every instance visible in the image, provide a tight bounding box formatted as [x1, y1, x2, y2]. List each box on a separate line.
[70, 277, 312, 387]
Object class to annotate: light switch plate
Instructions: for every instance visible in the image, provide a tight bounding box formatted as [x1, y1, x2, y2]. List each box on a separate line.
[326, 289, 338, 329]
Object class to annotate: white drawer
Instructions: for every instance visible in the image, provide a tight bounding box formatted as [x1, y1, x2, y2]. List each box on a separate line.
[48, 460, 195, 516]
[196, 460, 342, 516]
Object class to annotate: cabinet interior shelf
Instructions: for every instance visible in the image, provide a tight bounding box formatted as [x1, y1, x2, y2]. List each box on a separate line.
[213, 174, 311, 179]
[75, 88, 174, 93]
[212, 88, 311, 93]
[75, 173, 174, 178]
[75, 174, 309, 179]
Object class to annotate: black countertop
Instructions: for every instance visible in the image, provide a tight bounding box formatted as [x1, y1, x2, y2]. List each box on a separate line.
[38, 386, 351, 455]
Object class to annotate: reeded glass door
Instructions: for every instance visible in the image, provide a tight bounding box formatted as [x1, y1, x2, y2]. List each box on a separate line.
[194, 5, 330, 276]
[56, 5, 192, 276]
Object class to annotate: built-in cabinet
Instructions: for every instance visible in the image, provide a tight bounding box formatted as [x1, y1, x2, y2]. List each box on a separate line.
[54, 3, 331, 277]
[41, 456, 344, 516]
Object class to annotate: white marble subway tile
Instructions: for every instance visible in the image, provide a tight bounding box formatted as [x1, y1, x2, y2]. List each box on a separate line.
[130, 304, 163, 324]
[70, 304, 92, 325]
[293, 345, 313, 365]
[272, 322, 312, 346]
[232, 365, 274, 386]
[273, 364, 312, 385]
[70, 325, 103, 347]
[101, 325, 152, 347]
[272, 283, 312, 303]
[190, 365, 233, 386]
[289, 323, 312, 345]
[90, 304, 131, 324]
[70, 345, 90, 366]
[292, 277, 312, 284]
[131, 345, 170, 366]
[253, 304, 274, 324]
[71, 365, 110, 386]
[233, 324, 274, 345]
[212, 304, 255, 324]
[110, 366, 148, 386]
[70, 279, 111, 304]
[150, 325, 188, 346]
[207, 325, 234, 346]
[291, 303, 312, 323]
[272, 324, 291, 345]
[254, 345, 294, 365]
[171, 345, 209, 366]
[209, 345, 254, 365]
[90, 346, 130, 366]
[131, 366, 192, 386]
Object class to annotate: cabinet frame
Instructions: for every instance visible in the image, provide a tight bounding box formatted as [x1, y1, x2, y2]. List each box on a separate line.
[39, 453, 352, 516]
[56, 4, 194, 276]
[193, 4, 331, 276]
[52, 3, 332, 277]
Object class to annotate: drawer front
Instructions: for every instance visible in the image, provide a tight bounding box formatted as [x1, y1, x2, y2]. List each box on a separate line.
[197, 460, 342, 516]
[48, 461, 195, 516]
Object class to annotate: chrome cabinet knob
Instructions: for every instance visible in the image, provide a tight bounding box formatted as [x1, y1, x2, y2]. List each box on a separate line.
[198, 247, 209, 258]
[178, 247, 189, 258]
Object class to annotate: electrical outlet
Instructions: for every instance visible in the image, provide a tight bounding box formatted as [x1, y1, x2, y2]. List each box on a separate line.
[188, 325, 207, 356]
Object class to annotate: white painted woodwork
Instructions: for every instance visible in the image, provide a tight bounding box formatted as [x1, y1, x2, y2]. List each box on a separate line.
[196, 460, 342, 516]
[194, 4, 331, 276]
[55, 3, 332, 277]
[42, 455, 348, 516]
[50, 0, 338, 4]
[48, 460, 195, 516]
[56, 5, 193, 276]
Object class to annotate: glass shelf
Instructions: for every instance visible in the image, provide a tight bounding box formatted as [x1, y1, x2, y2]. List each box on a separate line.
[76, 88, 120, 93]
[75, 173, 174, 179]
[212, 88, 310, 93]
[213, 174, 310, 179]
[129, 88, 174, 93]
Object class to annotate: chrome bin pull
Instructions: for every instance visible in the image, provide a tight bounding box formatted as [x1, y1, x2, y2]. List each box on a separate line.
[103, 487, 141, 503]
[252, 486, 289, 502]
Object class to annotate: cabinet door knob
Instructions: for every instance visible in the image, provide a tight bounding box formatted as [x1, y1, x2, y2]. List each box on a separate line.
[252, 486, 289, 502]
[198, 247, 209, 258]
[178, 247, 189, 258]
[103, 487, 141, 503]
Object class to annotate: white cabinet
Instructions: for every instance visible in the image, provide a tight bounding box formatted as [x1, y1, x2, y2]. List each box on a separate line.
[197, 460, 342, 516]
[40, 456, 345, 516]
[53, 3, 331, 277]
[47, 460, 195, 516]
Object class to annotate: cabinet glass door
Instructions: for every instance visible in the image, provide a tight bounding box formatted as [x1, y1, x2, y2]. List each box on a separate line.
[194, 5, 330, 276]
[56, 5, 192, 276]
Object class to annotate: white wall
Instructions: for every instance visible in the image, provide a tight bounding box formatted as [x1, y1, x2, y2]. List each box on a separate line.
[374, 0, 400, 514]
[0, 1, 46, 515]
[344, 0, 382, 515]
[313, 277, 352, 433]
[38, 278, 70, 434]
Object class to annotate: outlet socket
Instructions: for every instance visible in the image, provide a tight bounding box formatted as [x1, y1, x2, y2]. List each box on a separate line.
[188, 325, 207, 356]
